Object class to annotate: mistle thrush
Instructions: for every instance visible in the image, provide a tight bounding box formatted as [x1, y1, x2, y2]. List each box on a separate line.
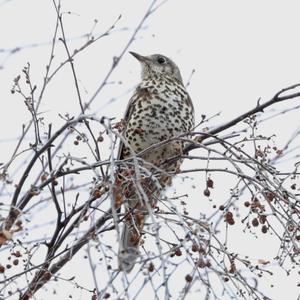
[115, 52, 195, 272]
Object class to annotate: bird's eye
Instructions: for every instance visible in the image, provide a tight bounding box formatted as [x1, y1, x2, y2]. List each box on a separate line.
[157, 56, 166, 64]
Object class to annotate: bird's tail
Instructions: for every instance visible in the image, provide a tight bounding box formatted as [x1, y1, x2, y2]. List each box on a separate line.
[115, 173, 160, 273]
[118, 210, 146, 273]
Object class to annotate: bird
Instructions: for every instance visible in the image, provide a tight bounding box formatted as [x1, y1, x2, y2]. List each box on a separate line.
[115, 52, 195, 273]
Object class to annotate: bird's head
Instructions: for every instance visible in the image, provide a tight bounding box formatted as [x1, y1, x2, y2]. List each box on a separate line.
[129, 52, 183, 83]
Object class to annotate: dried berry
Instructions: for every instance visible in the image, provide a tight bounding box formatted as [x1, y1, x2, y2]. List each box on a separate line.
[266, 191, 274, 202]
[13, 259, 19, 266]
[261, 225, 268, 234]
[191, 244, 199, 252]
[41, 174, 48, 182]
[252, 218, 259, 227]
[207, 178, 214, 188]
[259, 215, 267, 224]
[148, 262, 154, 272]
[93, 189, 102, 198]
[229, 263, 236, 274]
[225, 212, 235, 225]
[203, 188, 210, 197]
[42, 271, 52, 281]
[198, 259, 206, 268]
[175, 248, 182, 256]
[12, 251, 21, 257]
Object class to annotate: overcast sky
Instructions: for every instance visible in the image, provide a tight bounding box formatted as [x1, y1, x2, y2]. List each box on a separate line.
[1, 0, 300, 299]
[1, 0, 300, 146]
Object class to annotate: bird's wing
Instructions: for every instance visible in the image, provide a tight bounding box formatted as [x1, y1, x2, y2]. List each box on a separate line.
[117, 86, 151, 160]
[117, 88, 139, 160]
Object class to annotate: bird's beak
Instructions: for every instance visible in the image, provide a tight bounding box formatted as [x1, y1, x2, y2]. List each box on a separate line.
[129, 51, 148, 63]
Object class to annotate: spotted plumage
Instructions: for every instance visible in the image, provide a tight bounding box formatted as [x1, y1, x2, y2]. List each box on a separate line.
[116, 52, 195, 272]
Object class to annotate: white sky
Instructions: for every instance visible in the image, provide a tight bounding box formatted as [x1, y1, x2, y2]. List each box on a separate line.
[1, 0, 300, 299]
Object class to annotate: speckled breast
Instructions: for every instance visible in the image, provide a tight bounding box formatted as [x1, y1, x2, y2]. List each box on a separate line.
[123, 74, 194, 166]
